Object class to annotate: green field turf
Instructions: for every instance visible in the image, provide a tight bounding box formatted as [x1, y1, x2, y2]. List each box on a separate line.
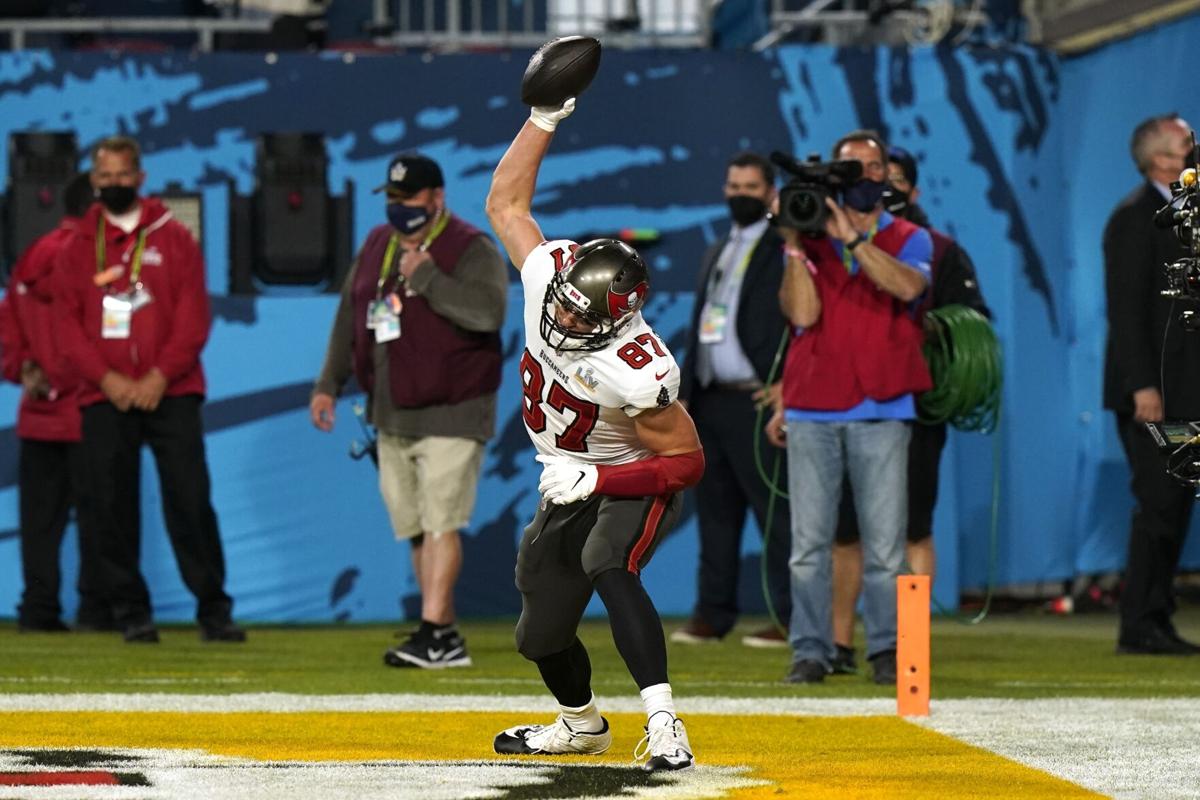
[2, 608, 1198, 699]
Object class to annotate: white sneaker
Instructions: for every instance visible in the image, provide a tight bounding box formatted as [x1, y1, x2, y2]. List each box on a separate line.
[634, 715, 694, 772]
[493, 715, 612, 755]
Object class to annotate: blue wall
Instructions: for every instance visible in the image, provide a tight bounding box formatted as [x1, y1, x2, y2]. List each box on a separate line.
[1, 32, 1196, 623]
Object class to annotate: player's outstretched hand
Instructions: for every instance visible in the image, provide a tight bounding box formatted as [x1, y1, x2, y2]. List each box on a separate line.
[536, 453, 598, 505]
[530, 97, 577, 133]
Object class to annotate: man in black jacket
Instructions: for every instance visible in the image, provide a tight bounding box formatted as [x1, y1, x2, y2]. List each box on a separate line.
[672, 152, 792, 648]
[1105, 113, 1200, 656]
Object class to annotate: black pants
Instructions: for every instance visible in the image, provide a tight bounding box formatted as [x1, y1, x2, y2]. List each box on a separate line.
[1116, 414, 1194, 639]
[515, 492, 681, 660]
[81, 395, 232, 629]
[17, 438, 108, 626]
[689, 386, 791, 634]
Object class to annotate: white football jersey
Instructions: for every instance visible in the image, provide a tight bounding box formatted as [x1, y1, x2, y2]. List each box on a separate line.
[519, 239, 681, 466]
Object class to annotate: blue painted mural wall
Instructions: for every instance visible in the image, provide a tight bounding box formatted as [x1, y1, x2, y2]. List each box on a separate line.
[1, 32, 1195, 623]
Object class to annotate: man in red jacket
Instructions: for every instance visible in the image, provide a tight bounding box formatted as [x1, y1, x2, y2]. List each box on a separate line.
[55, 135, 243, 644]
[0, 173, 111, 632]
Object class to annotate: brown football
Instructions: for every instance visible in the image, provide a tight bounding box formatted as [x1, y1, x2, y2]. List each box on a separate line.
[521, 36, 602, 107]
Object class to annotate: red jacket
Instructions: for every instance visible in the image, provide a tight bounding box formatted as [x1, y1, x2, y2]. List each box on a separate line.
[0, 221, 83, 441]
[782, 217, 933, 412]
[55, 198, 210, 407]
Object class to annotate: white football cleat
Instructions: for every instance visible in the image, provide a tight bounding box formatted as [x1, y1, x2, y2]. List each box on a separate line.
[635, 714, 694, 772]
[493, 715, 612, 755]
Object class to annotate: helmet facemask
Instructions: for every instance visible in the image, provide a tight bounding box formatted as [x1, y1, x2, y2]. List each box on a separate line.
[540, 272, 625, 351]
[537, 238, 650, 353]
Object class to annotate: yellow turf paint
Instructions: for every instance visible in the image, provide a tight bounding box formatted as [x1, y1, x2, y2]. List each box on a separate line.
[0, 711, 1102, 799]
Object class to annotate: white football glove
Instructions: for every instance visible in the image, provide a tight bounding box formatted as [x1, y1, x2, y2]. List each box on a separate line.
[529, 97, 576, 133]
[536, 453, 598, 505]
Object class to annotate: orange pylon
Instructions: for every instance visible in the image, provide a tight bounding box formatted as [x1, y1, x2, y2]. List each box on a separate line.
[897, 574, 930, 716]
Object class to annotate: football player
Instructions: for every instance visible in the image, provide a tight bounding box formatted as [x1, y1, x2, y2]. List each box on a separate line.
[485, 96, 704, 772]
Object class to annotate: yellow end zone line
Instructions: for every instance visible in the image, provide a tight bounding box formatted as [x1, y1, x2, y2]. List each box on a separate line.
[0, 711, 1102, 800]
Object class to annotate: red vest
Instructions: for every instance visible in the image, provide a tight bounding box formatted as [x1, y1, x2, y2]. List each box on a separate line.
[782, 218, 933, 412]
[351, 215, 501, 408]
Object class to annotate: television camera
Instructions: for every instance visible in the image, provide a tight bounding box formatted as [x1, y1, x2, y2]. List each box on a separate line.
[770, 151, 863, 234]
[1158, 130, 1200, 329]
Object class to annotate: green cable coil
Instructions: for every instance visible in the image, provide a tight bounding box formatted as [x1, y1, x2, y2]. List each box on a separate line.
[917, 304, 1002, 433]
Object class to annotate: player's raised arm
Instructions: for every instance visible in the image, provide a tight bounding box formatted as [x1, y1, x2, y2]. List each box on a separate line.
[485, 100, 575, 270]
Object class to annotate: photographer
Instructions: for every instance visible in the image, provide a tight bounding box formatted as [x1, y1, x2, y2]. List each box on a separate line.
[311, 153, 507, 669]
[766, 130, 932, 685]
[1104, 114, 1200, 656]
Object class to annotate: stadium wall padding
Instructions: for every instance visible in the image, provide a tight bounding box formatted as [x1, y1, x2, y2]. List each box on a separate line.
[1, 30, 1198, 622]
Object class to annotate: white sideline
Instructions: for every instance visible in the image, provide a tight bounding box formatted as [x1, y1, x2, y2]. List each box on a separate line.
[0, 692, 896, 715]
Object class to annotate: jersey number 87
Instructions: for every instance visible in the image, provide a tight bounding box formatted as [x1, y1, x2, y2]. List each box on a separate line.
[518, 333, 667, 453]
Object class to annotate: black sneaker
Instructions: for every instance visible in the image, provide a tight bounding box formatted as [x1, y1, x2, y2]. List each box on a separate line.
[384, 627, 471, 669]
[201, 622, 247, 643]
[869, 649, 897, 684]
[785, 659, 827, 684]
[831, 644, 858, 675]
[123, 622, 160, 644]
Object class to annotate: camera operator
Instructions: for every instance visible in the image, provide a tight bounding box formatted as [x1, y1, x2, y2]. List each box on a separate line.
[766, 130, 933, 684]
[1104, 114, 1200, 656]
[311, 153, 507, 669]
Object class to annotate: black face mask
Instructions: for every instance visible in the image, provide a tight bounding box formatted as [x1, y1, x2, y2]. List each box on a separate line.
[842, 179, 887, 213]
[97, 185, 138, 215]
[727, 195, 767, 227]
[881, 184, 910, 216]
[387, 203, 432, 235]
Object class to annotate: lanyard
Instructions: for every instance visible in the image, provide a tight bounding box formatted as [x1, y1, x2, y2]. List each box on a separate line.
[376, 209, 450, 296]
[708, 230, 761, 296]
[95, 215, 148, 286]
[841, 220, 879, 274]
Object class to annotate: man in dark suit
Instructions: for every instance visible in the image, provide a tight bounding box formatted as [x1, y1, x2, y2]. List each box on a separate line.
[671, 151, 792, 648]
[1104, 113, 1200, 655]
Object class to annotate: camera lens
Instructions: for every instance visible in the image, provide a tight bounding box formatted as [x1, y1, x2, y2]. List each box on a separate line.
[787, 190, 820, 224]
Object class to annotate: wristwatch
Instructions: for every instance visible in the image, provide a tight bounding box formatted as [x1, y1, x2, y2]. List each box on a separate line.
[845, 233, 867, 252]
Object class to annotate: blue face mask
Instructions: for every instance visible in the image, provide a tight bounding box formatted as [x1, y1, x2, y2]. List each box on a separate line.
[842, 179, 887, 213]
[387, 203, 431, 234]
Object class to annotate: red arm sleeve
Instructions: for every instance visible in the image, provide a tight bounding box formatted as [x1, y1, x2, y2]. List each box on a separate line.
[594, 449, 705, 497]
[153, 228, 211, 382]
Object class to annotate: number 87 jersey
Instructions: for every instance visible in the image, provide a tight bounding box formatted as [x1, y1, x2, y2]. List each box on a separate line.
[519, 239, 681, 465]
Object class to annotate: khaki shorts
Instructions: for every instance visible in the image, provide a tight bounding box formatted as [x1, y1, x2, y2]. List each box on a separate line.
[377, 433, 485, 539]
